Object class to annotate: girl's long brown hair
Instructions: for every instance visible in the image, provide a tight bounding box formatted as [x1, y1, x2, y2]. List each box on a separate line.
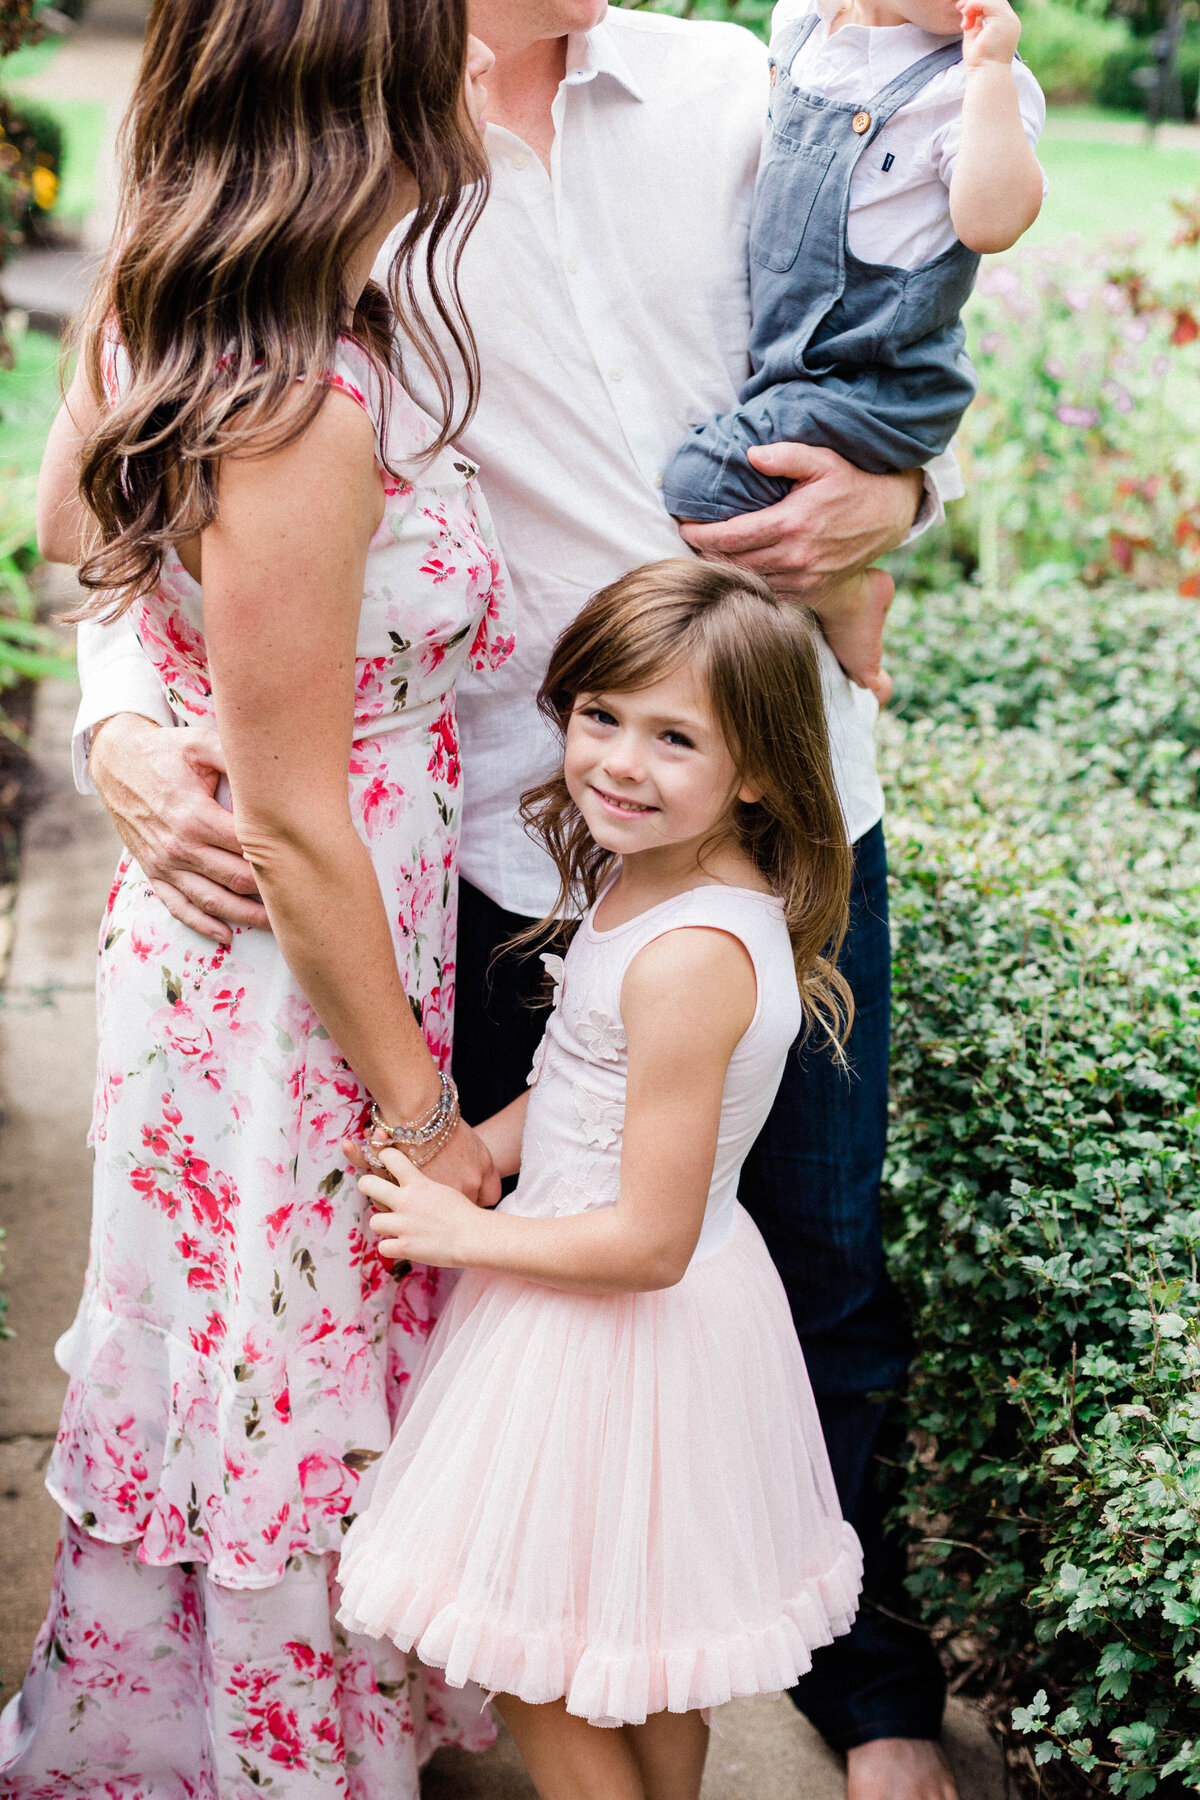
[74, 0, 487, 615]
[520, 558, 855, 1053]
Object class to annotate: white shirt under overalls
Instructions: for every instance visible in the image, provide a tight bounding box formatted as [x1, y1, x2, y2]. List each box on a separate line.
[777, 0, 1047, 271]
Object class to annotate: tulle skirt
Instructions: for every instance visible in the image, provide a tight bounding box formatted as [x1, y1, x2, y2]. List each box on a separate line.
[336, 1204, 862, 1727]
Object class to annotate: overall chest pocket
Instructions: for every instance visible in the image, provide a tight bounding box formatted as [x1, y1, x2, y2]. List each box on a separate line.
[750, 135, 836, 274]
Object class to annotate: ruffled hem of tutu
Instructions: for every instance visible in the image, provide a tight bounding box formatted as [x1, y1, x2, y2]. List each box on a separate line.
[48, 1297, 394, 1590]
[337, 1522, 863, 1726]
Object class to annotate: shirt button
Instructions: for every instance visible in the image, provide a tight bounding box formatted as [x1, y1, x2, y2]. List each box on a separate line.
[608, 365, 623, 382]
[653, 472, 664, 489]
[566, 256, 580, 274]
[512, 152, 529, 171]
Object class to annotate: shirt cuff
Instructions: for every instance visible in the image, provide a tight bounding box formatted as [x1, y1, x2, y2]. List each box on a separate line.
[901, 445, 964, 547]
[72, 624, 175, 796]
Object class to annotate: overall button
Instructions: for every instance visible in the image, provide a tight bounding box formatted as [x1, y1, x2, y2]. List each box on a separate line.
[770, 64, 777, 84]
[852, 110, 871, 134]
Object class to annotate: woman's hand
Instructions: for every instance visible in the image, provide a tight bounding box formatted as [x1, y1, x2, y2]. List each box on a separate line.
[347, 1118, 502, 1209]
[360, 1147, 485, 1268]
[419, 1119, 502, 1208]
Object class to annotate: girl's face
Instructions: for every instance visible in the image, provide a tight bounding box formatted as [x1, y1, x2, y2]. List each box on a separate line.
[564, 664, 757, 864]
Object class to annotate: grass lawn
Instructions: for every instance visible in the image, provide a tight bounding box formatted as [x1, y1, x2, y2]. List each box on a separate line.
[0, 331, 66, 481]
[0, 35, 65, 84]
[39, 96, 106, 224]
[1029, 136, 1200, 256]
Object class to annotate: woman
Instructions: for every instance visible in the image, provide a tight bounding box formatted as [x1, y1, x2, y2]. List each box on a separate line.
[0, 0, 512, 1791]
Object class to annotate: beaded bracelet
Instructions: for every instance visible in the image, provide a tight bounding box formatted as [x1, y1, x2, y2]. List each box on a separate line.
[371, 1074, 461, 1167]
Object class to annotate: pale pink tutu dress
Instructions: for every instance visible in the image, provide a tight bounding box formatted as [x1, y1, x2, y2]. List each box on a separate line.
[336, 882, 863, 1726]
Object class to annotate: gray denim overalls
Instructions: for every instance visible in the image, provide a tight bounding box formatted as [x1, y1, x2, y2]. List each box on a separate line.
[663, 10, 981, 522]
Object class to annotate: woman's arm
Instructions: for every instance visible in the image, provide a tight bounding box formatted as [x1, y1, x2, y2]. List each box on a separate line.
[949, 0, 1044, 254]
[37, 360, 102, 564]
[204, 390, 498, 1203]
[359, 926, 757, 1292]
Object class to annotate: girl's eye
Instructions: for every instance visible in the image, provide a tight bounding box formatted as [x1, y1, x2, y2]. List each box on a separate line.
[663, 731, 694, 749]
[582, 706, 618, 728]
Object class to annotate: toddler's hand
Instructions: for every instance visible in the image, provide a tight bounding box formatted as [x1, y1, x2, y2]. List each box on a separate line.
[358, 1147, 482, 1269]
[958, 0, 1021, 68]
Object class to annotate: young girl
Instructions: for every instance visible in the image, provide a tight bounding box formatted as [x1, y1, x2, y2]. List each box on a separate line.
[665, 0, 1046, 704]
[337, 557, 864, 1799]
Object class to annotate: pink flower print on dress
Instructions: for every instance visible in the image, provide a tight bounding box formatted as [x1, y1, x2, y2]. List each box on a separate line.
[576, 1009, 626, 1063]
[298, 1450, 363, 1521]
[350, 737, 409, 840]
[426, 700, 461, 788]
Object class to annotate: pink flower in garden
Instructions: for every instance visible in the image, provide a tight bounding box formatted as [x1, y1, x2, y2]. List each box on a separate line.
[1054, 404, 1099, 429]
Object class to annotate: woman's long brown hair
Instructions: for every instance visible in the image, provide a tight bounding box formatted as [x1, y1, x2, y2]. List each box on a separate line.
[74, 0, 488, 615]
[520, 558, 856, 1053]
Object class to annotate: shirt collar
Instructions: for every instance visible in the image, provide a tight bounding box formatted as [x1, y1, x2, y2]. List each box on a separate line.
[563, 15, 646, 101]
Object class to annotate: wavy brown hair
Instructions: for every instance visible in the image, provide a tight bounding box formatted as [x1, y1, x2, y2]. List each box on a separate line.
[520, 558, 855, 1052]
[73, 0, 488, 615]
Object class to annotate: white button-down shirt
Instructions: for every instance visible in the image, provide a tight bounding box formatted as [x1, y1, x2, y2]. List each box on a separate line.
[781, 0, 1047, 270]
[74, 5, 961, 917]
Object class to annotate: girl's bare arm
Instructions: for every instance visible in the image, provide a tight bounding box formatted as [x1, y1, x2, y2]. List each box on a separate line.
[949, 0, 1043, 255]
[204, 391, 498, 1204]
[360, 926, 758, 1292]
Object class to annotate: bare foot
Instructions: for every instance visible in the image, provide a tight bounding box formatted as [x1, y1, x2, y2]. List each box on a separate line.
[821, 565, 894, 705]
[845, 1737, 960, 1800]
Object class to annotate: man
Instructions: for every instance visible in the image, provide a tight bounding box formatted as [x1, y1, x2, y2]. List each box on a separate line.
[73, 2, 961, 1794]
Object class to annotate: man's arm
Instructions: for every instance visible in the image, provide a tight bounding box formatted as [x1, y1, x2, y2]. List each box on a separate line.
[678, 443, 926, 601]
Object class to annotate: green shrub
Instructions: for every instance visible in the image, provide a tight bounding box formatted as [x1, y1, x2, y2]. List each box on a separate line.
[1098, 33, 1200, 119]
[882, 578, 1200, 1795]
[1015, 1, 1131, 103]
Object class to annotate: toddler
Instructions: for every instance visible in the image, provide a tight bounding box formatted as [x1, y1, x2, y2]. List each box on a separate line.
[664, 0, 1046, 701]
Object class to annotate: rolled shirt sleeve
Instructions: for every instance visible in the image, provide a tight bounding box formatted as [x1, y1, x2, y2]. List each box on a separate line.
[72, 613, 174, 796]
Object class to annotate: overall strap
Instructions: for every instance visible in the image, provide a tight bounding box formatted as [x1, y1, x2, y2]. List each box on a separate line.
[769, 6, 822, 76]
[862, 38, 964, 132]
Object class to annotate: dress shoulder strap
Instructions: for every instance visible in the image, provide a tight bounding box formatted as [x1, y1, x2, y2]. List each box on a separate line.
[597, 885, 799, 1042]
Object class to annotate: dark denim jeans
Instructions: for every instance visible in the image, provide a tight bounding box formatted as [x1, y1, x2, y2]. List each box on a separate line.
[452, 826, 945, 1750]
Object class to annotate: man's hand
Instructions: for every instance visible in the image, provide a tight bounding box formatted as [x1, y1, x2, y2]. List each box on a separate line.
[89, 713, 270, 945]
[678, 442, 923, 602]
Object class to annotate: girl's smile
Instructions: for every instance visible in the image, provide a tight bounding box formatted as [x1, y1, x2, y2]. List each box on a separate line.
[564, 664, 757, 873]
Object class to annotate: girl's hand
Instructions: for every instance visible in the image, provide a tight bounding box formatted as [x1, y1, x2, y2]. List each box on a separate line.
[958, 0, 1021, 69]
[359, 1148, 484, 1268]
[344, 1118, 502, 1208]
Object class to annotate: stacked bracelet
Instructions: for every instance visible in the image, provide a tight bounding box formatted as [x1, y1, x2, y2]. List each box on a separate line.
[371, 1074, 461, 1168]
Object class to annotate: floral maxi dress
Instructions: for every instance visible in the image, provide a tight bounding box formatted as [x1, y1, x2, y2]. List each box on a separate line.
[0, 339, 514, 1799]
